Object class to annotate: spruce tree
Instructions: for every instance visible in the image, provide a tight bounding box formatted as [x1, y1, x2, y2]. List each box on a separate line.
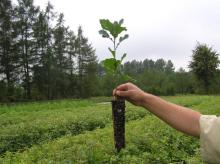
[75, 26, 98, 97]
[15, 0, 39, 99]
[0, 0, 18, 98]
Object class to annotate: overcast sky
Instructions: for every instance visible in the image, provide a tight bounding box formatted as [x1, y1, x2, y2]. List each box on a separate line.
[34, 0, 220, 70]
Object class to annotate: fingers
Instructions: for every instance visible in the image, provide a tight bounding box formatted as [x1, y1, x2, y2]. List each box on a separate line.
[116, 83, 129, 91]
[112, 88, 117, 96]
[115, 90, 130, 97]
[113, 83, 133, 97]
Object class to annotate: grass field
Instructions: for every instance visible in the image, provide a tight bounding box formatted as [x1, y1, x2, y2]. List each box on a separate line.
[0, 95, 220, 163]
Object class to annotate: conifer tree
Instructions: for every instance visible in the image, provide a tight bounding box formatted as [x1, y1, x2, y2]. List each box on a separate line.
[15, 0, 39, 99]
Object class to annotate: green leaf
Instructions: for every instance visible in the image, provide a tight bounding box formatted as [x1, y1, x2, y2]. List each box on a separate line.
[108, 47, 115, 58]
[121, 53, 127, 62]
[99, 19, 113, 33]
[119, 34, 129, 43]
[99, 19, 127, 38]
[113, 24, 127, 38]
[98, 30, 109, 38]
[121, 74, 137, 83]
[102, 58, 121, 73]
[119, 19, 124, 25]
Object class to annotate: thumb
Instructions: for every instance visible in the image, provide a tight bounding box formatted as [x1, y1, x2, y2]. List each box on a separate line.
[116, 90, 130, 97]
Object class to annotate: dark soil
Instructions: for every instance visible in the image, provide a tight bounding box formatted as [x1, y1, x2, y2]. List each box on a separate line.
[111, 99, 125, 152]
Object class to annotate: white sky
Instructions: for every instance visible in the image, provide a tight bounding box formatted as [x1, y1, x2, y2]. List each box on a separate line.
[33, 0, 220, 70]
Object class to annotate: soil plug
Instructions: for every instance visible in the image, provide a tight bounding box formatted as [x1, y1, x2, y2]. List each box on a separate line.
[111, 99, 125, 152]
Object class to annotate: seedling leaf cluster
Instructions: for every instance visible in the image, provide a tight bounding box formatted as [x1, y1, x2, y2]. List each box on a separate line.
[99, 19, 129, 75]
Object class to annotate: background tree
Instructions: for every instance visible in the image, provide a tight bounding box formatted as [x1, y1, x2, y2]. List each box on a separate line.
[52, 13, 69, 98]
[15, 0, 39, 99]
[174, 68, 194, 94]
[165, 60, 175, 73]
[142, 59, 155, 70]
[65, 30, 77, 96]
[75, 26, 97, 98]
[189, 43, 219, 93]
[32, 10, 49, 99]
[32, 2, 55, 99]
[0, 0, 19, 99]
[155, 58, 166, 72]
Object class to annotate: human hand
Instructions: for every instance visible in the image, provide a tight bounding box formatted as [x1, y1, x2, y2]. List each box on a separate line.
[113, 83, 147, 106]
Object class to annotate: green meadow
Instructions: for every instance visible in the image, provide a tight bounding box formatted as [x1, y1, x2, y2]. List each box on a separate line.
[1, 95, 220, 163]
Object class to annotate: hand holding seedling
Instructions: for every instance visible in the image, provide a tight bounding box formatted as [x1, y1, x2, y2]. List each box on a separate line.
[99, 18, 129, 152]
[113, 82, 147, 106]
[114, 82, 201, 137]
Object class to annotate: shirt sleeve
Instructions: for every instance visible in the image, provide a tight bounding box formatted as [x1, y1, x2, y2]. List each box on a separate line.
[200, 115, 220, 164]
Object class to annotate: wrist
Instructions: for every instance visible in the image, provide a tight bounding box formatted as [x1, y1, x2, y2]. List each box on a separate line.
[140, 92, 154, 108]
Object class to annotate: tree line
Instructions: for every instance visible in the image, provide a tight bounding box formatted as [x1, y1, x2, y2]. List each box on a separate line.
[0, 0, 98, 101]
[0, 0, 220, 102]
[122, 46, 219, 96]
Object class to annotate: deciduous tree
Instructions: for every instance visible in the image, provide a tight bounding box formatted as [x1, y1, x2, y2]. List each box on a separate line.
[189, 43, 219, 93]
